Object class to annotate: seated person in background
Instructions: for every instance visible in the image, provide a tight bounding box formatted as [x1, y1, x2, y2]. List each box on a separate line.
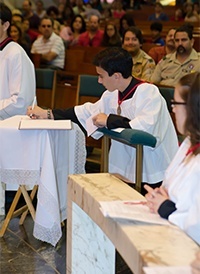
[101, 7, 112, 21]
[73, 0, 86, 16]
[34, 0, 46, 19]
[149, 22, 165, 46]
[145, 72, 200, 245]
[10, 23, 31, 56]
[22, 17, 39, 43]
[119, 13, 135, 38]
[31, 16, 65, 69]
[83, 2, 102, 20]
[46, 6, 59, 22]
[184, 2, 200, 22]
[111, 0, 126, 19]
[78, 15, 104, 47]
[101, 22, 122, 47]
[148, 2, 169, 21]
[191, 251, 200, 274]
[122, 26, 156, 81]
[11, 12, 32, 48]
[170, 7, 184, 22]
[27, 47, 178, 195]
[22, 0, 40, 30]
[150, 25, 200, 87]
[148, 28, 176, 64]
[68, 14, 86, 46]
[53, 20, 72, 49]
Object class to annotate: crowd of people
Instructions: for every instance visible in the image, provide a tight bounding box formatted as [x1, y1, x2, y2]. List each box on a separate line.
[0, 1, 200, 272]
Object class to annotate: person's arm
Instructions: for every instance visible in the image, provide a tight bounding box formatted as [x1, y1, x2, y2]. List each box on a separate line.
[92, 113, 131, 129]
[93, 84, 165, 134]
[41, 51, 58, 62]
[107, 114, 131, 129]
[53, 108, 86, 134]
[42, 36, 64, 62]
[0, 49, 35, 119]
[140, 58, 156, 82]
[27, 106, 87, 134]
[158, 199, 176, 219]
[150, 60, 163, 84]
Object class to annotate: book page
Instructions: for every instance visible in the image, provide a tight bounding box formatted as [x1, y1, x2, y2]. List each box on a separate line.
[99, 200, 170, 225]
[143, 266, 192, 274]
[19, 118, 71, 130]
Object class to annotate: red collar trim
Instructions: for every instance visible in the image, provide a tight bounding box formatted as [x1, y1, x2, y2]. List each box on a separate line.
[0, 37, 13, 51]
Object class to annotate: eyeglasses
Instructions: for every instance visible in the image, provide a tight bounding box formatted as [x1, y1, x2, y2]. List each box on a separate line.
[41, 25, 52, 28]
[171, 100, 186, 107]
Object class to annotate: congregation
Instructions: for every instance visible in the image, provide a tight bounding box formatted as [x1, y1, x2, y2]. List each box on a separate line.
[0, 0, 200, 273]
[4, 0, 200, 82]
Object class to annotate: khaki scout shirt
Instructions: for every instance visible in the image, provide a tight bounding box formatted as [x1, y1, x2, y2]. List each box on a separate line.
[132, 49, 155, 81]
[150, 49, 200, 87]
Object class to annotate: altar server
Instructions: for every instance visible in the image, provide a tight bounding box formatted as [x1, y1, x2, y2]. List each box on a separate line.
[27, 47, 178, 194]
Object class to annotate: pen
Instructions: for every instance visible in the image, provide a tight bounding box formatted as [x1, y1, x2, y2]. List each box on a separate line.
[30, 96, 36, 118]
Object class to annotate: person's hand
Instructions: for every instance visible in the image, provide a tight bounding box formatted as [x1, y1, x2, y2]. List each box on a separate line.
[92, 113, 108, 128]
[26, 106, 50, 119]
[144, 184, 169, 213]
[191, 251, 200, 274]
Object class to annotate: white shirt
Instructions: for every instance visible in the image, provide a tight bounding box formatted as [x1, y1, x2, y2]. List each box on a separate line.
[163, 137, 200, 244]
[31, 32, 65, 69]
[75, 82, 179, 183]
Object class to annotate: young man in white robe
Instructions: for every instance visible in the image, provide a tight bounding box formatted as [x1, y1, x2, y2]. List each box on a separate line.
[27, 47, 179, 195]
[0, 3, 36, 216]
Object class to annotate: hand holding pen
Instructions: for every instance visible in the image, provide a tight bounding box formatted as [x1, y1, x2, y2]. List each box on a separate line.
[29, 96, 36, 118]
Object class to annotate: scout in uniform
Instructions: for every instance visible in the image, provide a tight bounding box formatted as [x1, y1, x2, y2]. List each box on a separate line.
[122, 26, 156, 82]
[151, 25, 200, 87]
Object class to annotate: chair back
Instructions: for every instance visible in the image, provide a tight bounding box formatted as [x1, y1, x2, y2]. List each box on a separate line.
[76, 74, 105, 105]
[158, 85, 174, 113]
[158, 85, 183, 139]
[35, 68, 57, 109]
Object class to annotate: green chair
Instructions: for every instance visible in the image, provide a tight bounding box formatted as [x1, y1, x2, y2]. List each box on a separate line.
[35, 68, 57, 109]
[158, 85, 184, 143]
[98, 128, 157, 193]
[158, 85, 174, 113]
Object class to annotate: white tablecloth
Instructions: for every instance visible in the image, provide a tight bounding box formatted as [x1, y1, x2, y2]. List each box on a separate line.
[0, 115, 86, 246]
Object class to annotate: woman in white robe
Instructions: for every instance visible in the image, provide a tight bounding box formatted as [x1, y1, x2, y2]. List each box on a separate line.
[145, 72, 200, 245]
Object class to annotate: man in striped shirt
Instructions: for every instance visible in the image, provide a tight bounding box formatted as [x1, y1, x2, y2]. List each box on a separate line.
[31, 16, 65, 69]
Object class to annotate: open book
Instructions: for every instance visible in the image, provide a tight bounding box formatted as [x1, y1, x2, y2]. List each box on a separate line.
[18, 118, 71, 130]
[143, 266, 192, 274]
[99, 200, 170, 225]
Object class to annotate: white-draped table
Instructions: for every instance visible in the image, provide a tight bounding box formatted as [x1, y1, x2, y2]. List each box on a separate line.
[0, 115, 86, 246]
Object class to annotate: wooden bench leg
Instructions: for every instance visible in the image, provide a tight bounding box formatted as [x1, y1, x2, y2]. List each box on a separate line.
[102, 136, 109, 172]
[0, 188, 22, 237]
[135, 144, 143, 194]
[19, 186, 36, 222]
[19, 185, 38, 225]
